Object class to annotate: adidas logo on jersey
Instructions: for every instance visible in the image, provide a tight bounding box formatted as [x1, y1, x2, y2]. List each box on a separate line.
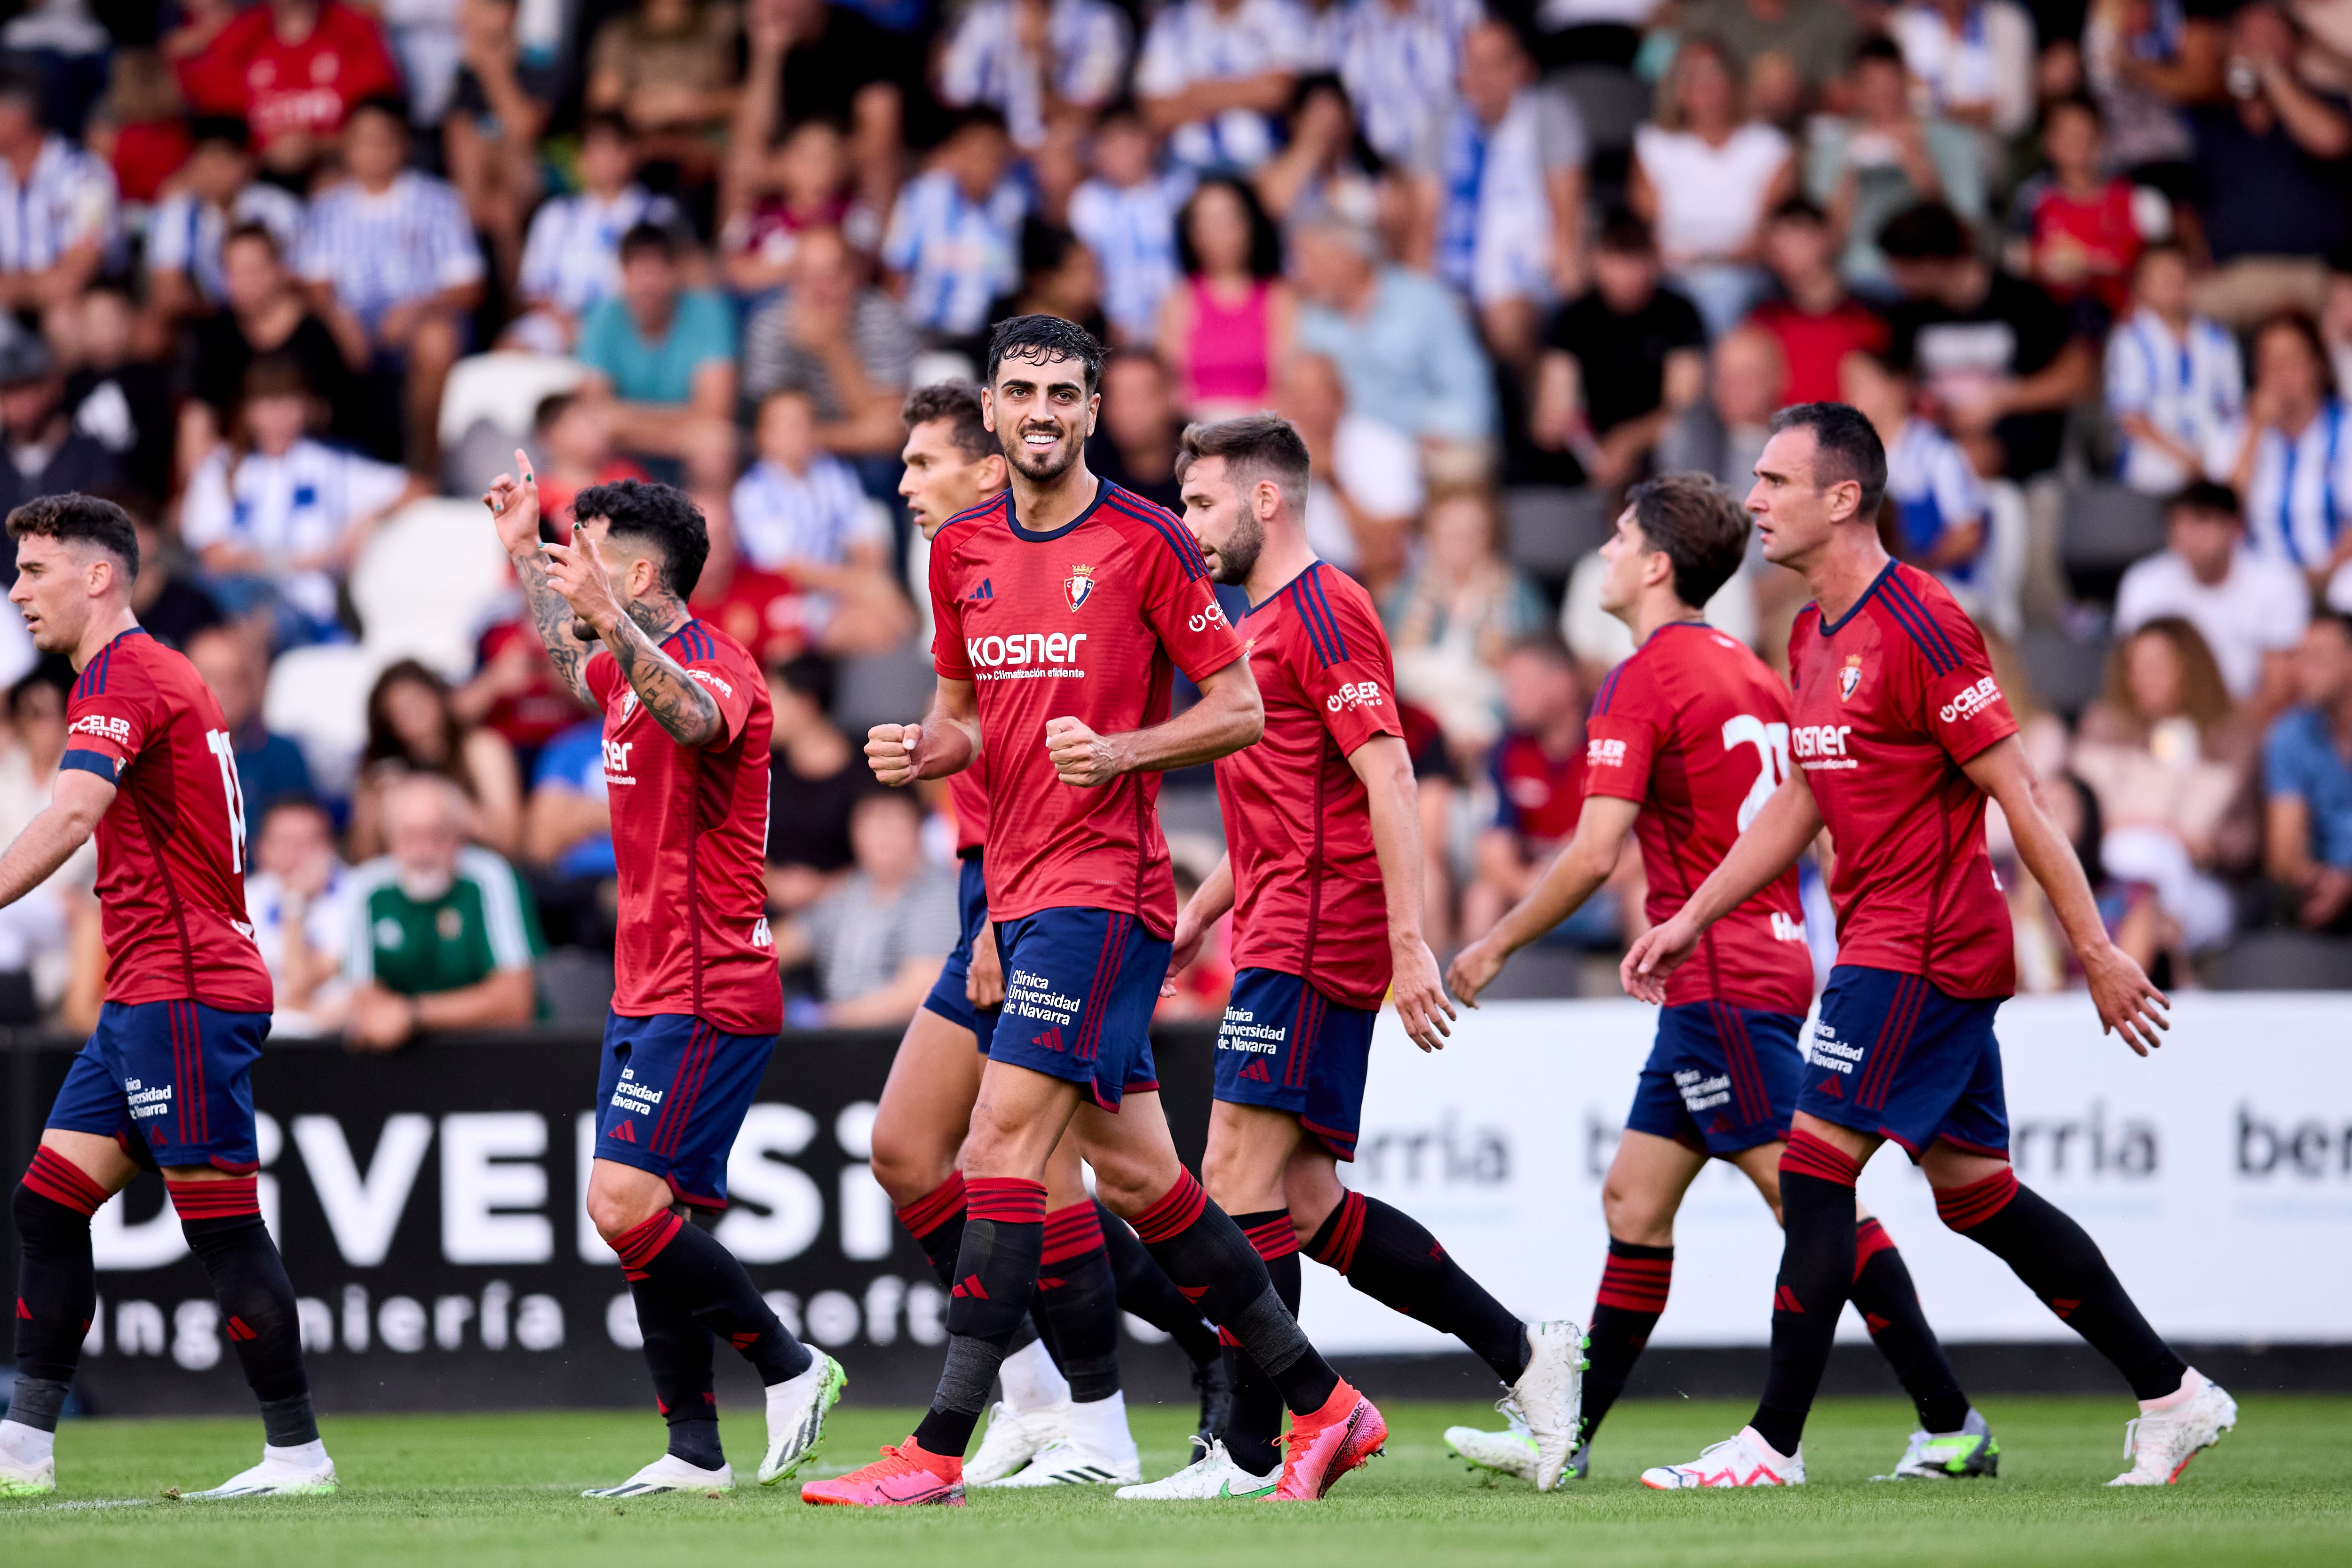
[609, 1120, 637, 1142]
[1031, 1027, 1066, 1053]
[967, 578, 994, 601]
[1239, 1058, 1272, 1082]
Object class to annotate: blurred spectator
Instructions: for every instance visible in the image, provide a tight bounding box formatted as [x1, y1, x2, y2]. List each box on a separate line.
[299, 99, 486, 473]
[342, 772, 541, 1051]
[445, 0, 553, 295]
[1331, 0, 1479, 167]
[2263, 610, 2352, 931]
[182, 222, 363, 468]
[1423, 19, 1589, 363]
[1158, 175, 1291, 419]
[937, 0, 1132, 149]
[772, 788, 959, 1025]
[201, 0, 403, 178]
[2009, 766, 2175, 988]
[1294, 213, 1495, 444]
[188, 624, 315, 838]
[0, 336, 120, 539]
[576, 222, 738, 498]
[1806, 34, 1985, 294]
[585, 0, 741, 158]
[764, 653, 873, 915]
[1089, 347, 1187, 511]
[61, 282, 173, 501]
[348, 657, 525, 861]
[121, 501, 226, 650]
[882, 107, 1025, 338]
[86, 46, 196, 214]
[2208, 311, 2352, 602]
[506, 113, 676, 355]
[2082, 0, 2225, 182]
[0, 65, 118, 345]
[0, 664, 92, 1020]
[1630, 33, 1792, 340]
[523, 390, 648, 535]
[1881, 199, 2092, 479]
[731, 389, 909, 649]
[1136, 0, 1311, 173]
[1746, 195, 1889, 407]
[2327, 252, 2352, 400]
[1275, 349, 1421, 583]
[1681, 0, 1857, 99]
[2106, 242, 2245, 496]
[2116, 478, 2306, 709]
[180, 355, 423, 647]
[740, 225, 918, 460]
[1891, 0, 2035, 138]
[522, 715, 617, 946]
[2009, 96, 2169, 324]
[3, 0, 111, 140]
[1843, 348, 1990, 593]
[144, 115, 305, 328]
[1461, 634, 1625, 940]
[721, 118, 870, 297]
[1532, 210, 1706, 489]
[1253, 72, 1384, 235]
[990, 217, 1111, 344]
[2072, 615, 2258, 955]
[1385, 486, 1549, 748]
[733, 0, 916, 223]
[1659, 321, 1785, 492]
[243, 794, 354, 1035]
[1068, 103, 1180, 344]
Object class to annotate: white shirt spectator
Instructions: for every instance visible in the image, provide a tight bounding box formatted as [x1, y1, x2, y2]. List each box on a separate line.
[180, 439, 412, 624]
[882, 170, 1027, 335]
[2206, 398, 2352, 580]
[516, 184, 679, 318]
[1068, 173, 1183, 341]
[146, 183, 306, 307]
[2106, 307, 2244, 496]
[1428, 84, 1586, 307]
[938, 0, 1132, 149]
[2114, 545, 2311, 700]
[1631, 120, 1790, 266]
[1333, 0, 1479, 166]
[0, 134, 115, 272]
[1887, 415, 1988, 587]
[1136, 0, 1314, 171]
[1892, 0, 2036, 138]
[731, 454, 880, 571]
[299, 170, 485, 325]
[245, 861, 356, 1035]
[1304, 410, 1422, 570]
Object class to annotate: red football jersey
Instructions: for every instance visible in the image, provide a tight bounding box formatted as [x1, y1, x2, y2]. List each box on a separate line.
[215, 1, 401, 149]
[1787, 562, 2018, 998]
[61, 629, 273, 1012]
[930, 479, 1245, 935]
[1491, 732, 1586, 847]
[1583, 621, 1812, 1014]
[949, 770, 989, 855]
[1215, 562, 1403, 1011]
[587, 619, 783, 1034]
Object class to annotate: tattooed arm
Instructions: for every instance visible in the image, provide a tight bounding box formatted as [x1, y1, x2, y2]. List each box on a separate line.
[541, 529, 722, 748]
[483, 453, 595, 706]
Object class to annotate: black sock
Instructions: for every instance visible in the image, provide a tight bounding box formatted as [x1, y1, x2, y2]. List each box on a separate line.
[1097, 1201, 1221, 1368]
[1305, 1191, 1529, 1385]
[1750, 1132, 1860, 1457]
[1849, 1217, 1971, 1433]
[1936, 1168, 2186, 1401]
[1582, 1238, 1672, 1445]
[1036, 1203, 1120, 1404]
[1133, 1171, 1339, 1417]
[894, 1171, 967, 1292]
[1220, 1210, 1297, 1478]
[629, 1274, 722, 1469]
[612, 1209, 813, 1386]
[12, 1152, 105, 1428]
[912, 1178, 1043, 1457]
[169, 1178, 316, 1447]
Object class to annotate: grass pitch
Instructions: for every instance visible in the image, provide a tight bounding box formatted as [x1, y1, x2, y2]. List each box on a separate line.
[3, 1393, 2344, 1568]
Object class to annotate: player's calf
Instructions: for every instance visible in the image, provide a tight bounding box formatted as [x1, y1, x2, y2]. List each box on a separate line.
[2, 1149, 108, 1496]
[169, 1174, 322, 1459]
[991, 1202, 1137, 1487]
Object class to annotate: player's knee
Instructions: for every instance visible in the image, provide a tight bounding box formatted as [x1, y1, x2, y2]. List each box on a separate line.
[584, 1178, 664, 1244]
[866, 1129, 951, 1209]
[1600, 1173, 1674, 1248]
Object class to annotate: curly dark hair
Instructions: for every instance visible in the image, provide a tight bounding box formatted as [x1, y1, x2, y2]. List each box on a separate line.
[572, 478, 711, 600]
[5, 493, 139, 579]
[985, 314, 1104, 398]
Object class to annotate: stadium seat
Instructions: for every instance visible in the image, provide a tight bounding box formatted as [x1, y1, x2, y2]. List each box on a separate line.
[910, 349, 977, 389]
[832, 645, 938, 739]
[536, 947, 618, 1027]
[262, 642, 392, 798]
[2058, 482, 2166, 602]
[2207, 929, 2352, 990]
[435, 352, 588, 452]
[2018, 625, 2111, 719]
[349, 498, 517, 681]
[1463, 944, 1586, 1001]
[1503, 486, 1611, 580]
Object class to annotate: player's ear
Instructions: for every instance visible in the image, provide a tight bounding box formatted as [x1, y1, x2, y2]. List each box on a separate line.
[979, 387, 997, 432]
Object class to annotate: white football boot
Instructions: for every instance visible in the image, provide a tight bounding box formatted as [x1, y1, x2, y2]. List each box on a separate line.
[180, 1445, 340, 1499]
[1114, 1437, 1279, 1501]
[1873, 1408, 2000, 1480]
[581, 1453, 732, 1497]
[757, 1351, 847, 1486]
[986, 1433, 1142, 1488]
[0, 1448, 55, 1496]
[965, 1400, 1069, 1485]
[1640, 1427, 1804, 1489]
[2109, 1371, 2237, 1487]
[1510, 1320, 1586, 1491]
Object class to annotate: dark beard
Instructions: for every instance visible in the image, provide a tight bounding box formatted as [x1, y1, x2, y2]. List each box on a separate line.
[1211, 511, 1264, 586]
[1009, 430, 1080, 483]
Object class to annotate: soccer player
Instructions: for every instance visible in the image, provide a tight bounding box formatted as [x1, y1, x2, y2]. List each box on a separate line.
[1624, 405, 2235, 1488]
[0, 494, 334, 1499]
[481, 468, 843, 1496]
[872, 380, 1232, 1488]
[810, 316, 1382, 1507]
[1442, 474, 1994, 1484]
[1117, 415, 1583, 1501]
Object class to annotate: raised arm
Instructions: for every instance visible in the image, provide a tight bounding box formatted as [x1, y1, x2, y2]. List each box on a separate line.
[1044, 652, 1263, 786]
[540, 528, 723, 748]
[483, 452, 594, 705]
[1451, 794, 1639, 1007]
[1621, 768, 1823, 1002]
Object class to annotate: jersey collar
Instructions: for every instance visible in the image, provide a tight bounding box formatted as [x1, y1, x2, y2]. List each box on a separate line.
[1640, 616, 1708, 646]
[1816, 559, 1899, 637]
[1243, 558, 1324, 618]
[1005, 475, 1110, 543]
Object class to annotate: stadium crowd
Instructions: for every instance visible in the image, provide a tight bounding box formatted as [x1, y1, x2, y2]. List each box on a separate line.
[0, 0, 2347, 1041]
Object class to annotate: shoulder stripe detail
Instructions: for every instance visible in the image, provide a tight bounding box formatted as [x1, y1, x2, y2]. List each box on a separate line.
[1876, 575, 1959, 676]
[1104, 489, 1211, 581]
[1288, 566, 1350, 667]
[1592, 665, 1624, 717]
[1882, 571, 1964, 673]
[942, 491, 1007, 531]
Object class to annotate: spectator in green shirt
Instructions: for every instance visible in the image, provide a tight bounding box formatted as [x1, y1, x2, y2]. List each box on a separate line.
[575, 222, 738, 502]
[343, 773, 542, 1051]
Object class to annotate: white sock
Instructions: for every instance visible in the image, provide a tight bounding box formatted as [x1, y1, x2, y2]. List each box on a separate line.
[998, 1338, 1070, 1413]
[0, 1418, 55, 1466]
[263, 1439, 327, 1471]
[1064, 1391, 1137, 1463]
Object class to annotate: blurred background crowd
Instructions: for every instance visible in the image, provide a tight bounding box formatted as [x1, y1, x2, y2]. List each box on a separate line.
[0, 0, 2346, 1045]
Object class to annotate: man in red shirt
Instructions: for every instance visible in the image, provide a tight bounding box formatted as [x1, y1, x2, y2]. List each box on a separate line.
[483, 466, 843, 1496]
[0, 494, 333, 1500]
[205, 0, 400, 175]
[1747, 198, 1889, 409]
[818, 317, 1381, 1507]
[1445, 474, 1989, 1486]
[1124, 415, 1581, 1502]
[1623, 405, 2234, 1489]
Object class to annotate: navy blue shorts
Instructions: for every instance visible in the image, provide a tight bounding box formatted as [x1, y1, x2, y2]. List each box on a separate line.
[1625, 1003, 1805, 1158]
[1211, 968, 1378, 1161]
[1798, 966, 2009, 1160]
[922, 856, 1001, 1052]
[595, 1012, 777, 1209]
[989, 908, 1168, 1111]
[47, 1001, 270, 1172]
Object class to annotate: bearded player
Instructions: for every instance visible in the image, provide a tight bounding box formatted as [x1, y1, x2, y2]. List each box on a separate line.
[1625, 405, 2233, 1488]
[0, 494, 334, 1499]
[874, 381, 1231, 1488]
[483, 466, 843, 1496]
[1443, 474, 1994, 1485]
[1117, 415, 1582, 1501]
[810, 316, 1383, 1507]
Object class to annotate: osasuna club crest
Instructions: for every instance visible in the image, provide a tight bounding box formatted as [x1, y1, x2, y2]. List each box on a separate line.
[1839, 654, 1864, 701]
[1064, 563, 1095, 612]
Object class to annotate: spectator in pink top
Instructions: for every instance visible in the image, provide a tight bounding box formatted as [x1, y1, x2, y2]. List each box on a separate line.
[1156, 174, 1293, 419]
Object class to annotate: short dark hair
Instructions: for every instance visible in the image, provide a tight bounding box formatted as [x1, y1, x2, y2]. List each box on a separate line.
[1597, 207, 1655, 256]
[1768, 401, 1889, 521]
[2313, 607, 2352, 640]
[1852, 32, 1907, 69]
[1768, 193, 1828, 227]
[949, 104, 1012, 140]
[348, 94, 410, 132]
[1877, 200, 1971, 263]
[6, 493, 140, 579]
[533, 390, 580, 432]
[902, 379, 1001, 462]
[985, 314, 1104, 397]
[571, 478, 709, 599]
[190, 114, 251, 151]
[1627, 473, 1752, 609]
[1175, 176, 1284, 281]
[581, 109, 636, 144]
[2166, 479, 2242, 522]
[768, 652, 835, 709]
[223, 219, 283, 260]
[618, 222, 677, 264]
[1175, 414, 1311, 503]
[2255, 309, 2336, 398]
[2044, 92, 2105, 130]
